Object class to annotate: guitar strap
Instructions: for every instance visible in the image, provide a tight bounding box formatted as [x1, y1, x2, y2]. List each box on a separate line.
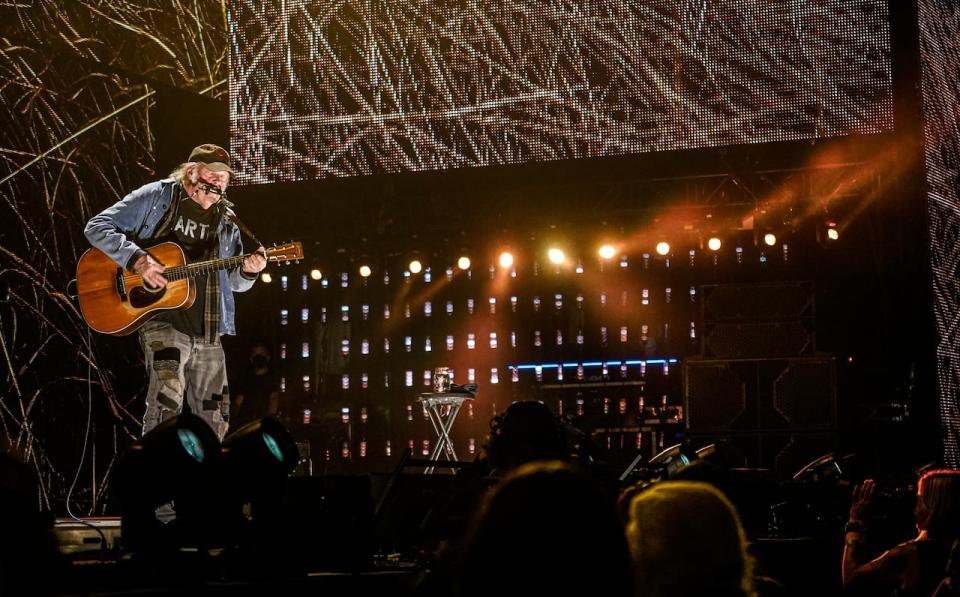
[220, 204, 265, 250]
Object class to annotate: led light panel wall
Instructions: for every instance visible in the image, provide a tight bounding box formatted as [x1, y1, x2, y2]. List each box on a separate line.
[269, 243, 803, 467]
[229, 0, 893, 183]
[918, 0, 960, 467]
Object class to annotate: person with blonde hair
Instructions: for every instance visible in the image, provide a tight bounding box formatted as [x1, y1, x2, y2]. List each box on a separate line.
[626, 480, 755, 597]
[844, 469, 960, 595]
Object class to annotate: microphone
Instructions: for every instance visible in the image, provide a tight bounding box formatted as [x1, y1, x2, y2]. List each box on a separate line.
[198, 181, 225, 196]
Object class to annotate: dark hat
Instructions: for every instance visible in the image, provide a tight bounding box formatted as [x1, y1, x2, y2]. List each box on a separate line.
[188, 144, 234, 174]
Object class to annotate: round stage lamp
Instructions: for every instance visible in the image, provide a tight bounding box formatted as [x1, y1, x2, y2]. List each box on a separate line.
[220, 417, 300, 545]
[359, 265, 372, 278]
[547, 248, 565, 265]
[707, 237, 722, 251]
[309, 269, 322, 281]
[598, 244, 616, 260]
[222, 417, 299, 477]
[655, 241, 670, 256]
[826, 224, 840, 241]
[177, 428, 206, 463]
[260, 272, 272, 284]
[763, 233, 777, 246]
[129, 413, 220, 468]
[114, 413, 221, 550]
[408, 259, 422, 274]
[498, 251, 514, 268]
[457, 256, 471, 270]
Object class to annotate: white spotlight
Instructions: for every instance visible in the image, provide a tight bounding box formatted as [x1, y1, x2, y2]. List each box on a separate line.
[598, 244, 616, 260]
[548, 248, 565, 265]
[457, 256, 471, 270]
[498, 252, 514, 268]
[408, 260, 422, 274]
[826, 223, 840, 241]
[359, 265, 372, 278]
[655, 242, 670, 256]
[707, 237, 722, 251]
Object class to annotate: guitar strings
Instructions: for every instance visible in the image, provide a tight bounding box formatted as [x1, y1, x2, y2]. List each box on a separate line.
[121, 253, 256, 284]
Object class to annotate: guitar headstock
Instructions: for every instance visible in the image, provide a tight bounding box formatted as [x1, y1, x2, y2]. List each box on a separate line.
[265, 241, 303, 264]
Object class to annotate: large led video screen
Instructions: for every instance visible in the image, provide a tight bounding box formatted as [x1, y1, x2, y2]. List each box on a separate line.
[918, 0, 960, 467]
[229, 0, 893, 184]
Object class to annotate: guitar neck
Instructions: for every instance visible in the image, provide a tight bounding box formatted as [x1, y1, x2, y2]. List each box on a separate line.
[163, 254, 251, 281]
[150, 241, 301, 282]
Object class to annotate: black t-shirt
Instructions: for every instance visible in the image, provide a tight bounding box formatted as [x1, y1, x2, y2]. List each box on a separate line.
[155, 191, 220, 337]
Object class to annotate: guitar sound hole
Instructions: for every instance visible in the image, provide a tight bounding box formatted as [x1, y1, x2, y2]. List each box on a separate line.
[129, 285, 167, 308]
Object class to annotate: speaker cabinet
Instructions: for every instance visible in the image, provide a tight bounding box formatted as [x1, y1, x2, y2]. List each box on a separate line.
[683, 358, 836, 433]
[683, 357, 837, 477]
[704, 321, 814, 358]
[280, 475, 374, 571]
[702, 281, 814, 321]
[701, 282, 815, 358]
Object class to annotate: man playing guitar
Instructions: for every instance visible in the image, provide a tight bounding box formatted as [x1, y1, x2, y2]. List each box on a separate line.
[84, 144, 266, 440]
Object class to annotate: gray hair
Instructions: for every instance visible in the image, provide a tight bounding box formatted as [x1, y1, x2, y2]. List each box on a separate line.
[168, 162, 200, 187]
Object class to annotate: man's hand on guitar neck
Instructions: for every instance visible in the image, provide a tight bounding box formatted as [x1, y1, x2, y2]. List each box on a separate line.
[133, 254, 167, 289]
[242, 247, 267, 276]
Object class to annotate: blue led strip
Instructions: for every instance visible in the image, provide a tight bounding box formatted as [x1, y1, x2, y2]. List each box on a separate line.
[510, 358, 678, 371]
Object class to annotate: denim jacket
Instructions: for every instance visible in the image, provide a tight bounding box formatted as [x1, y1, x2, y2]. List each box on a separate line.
[84, 178, 256, 336]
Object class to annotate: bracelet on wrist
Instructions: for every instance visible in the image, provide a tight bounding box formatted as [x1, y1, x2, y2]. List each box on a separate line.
[844, 520, 868, 534]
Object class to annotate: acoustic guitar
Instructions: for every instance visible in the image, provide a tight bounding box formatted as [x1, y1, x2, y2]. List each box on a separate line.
[76, 241, 303, 335]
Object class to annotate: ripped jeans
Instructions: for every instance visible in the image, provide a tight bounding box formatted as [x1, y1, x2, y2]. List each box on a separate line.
[139, 320, 230, 440]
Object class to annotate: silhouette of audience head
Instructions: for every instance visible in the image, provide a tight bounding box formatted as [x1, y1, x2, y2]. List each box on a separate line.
[459, 460, 632, 597]
[627, 480, 754, 597]
[916, 469, 960, 540]
[483, 400, 569, 472]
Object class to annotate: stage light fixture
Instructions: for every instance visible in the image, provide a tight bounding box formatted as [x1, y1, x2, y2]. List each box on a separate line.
[826, 222, 840, 241]
[408, 259, 423, 274]
[655, 241, 670, 256]
[707, 237, 722, 251]
[498, 251, 514, 268]
[359, 265, 372, 278]
[222, 417, 299, 479]
[309, 268, 322, 281]
[817, 221, 841, 247]
[763, 233, 777, 246]
[548, 248, 566, 265]
[598, 244, 616, 260]
[260, 272, 272, 284]
[115, 413, 221, 550]
[220, 417, 300, 546]
[457, 256, 471, 270]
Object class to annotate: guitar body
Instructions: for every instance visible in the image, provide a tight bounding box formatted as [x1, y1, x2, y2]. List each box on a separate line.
[76, 238, 302, 336]
[76, 242, 195, 336]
